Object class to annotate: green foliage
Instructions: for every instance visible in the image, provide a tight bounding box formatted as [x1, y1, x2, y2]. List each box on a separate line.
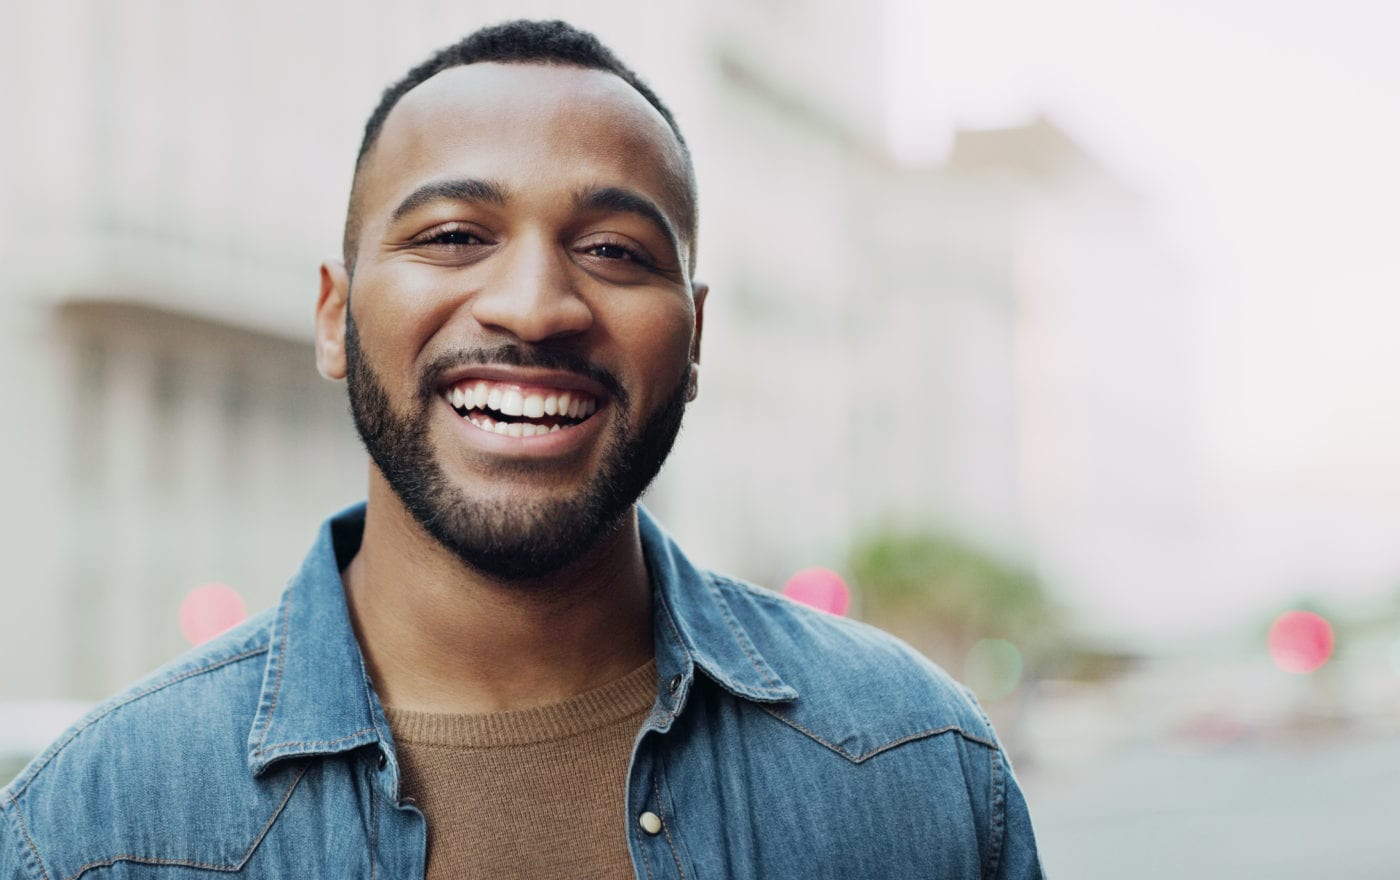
[849, 527, 1051, 644]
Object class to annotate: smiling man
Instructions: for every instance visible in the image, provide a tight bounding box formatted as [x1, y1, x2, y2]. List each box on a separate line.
[1, 20, 1043, 880]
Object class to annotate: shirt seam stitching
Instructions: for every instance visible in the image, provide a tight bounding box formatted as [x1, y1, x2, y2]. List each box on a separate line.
[9, 647, 268, 799]
[759, 706, 998, 762]
[702, 574, 784, 691]
[61, 763, 306, 880]
[652, 775, 687, 880]
[253, 592, 294, 754]
[253, 728, 378, 755]
[4, 791, 50, 880]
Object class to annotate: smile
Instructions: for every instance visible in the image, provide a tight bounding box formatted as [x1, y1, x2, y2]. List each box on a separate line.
[443, 378, 600, 438]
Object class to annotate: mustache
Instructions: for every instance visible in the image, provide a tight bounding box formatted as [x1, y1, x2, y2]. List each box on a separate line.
[418, 343, 629, 407]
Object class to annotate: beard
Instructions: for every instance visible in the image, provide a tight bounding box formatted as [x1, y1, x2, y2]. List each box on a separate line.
[344, 312, 689, 581]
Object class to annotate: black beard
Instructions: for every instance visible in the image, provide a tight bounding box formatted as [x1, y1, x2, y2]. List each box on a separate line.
[344, 312, 688, 581]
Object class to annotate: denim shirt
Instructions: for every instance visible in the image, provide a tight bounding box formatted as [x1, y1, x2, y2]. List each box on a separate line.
[2, 504, 1044, 879]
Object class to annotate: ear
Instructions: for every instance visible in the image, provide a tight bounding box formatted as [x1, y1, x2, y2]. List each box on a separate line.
[687, 281, 708, 401]
[690, 281, 708, 364]
[315, 260, 351, 380]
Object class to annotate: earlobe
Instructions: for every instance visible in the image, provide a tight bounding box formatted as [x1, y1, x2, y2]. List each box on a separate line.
[315, 260, 351, 380]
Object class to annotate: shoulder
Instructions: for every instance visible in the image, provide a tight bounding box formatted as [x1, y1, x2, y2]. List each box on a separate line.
[704, 571, 999, 759]
[1, 612, 275, 874]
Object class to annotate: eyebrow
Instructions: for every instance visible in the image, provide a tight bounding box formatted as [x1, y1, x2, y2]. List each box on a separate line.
[389, 178, 509, 224]
[573, 186, 681, 259]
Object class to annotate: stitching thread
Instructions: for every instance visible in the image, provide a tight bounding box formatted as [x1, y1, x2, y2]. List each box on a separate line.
[253, 592, 294, 753]
[10, 648, 267, 799]
[759, 706, 998, 762]
[253, 728, 377, 756]
[652, 776, 687, 880]
[704, 575, 783, 691]
[368, 764, 377, 880]
[988, 741, 1007, 877]
[63, 764, 307, 880]
[5, 790, 51, 880]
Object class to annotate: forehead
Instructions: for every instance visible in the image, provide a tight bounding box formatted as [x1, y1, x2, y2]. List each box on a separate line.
[358, 62, 689, 225]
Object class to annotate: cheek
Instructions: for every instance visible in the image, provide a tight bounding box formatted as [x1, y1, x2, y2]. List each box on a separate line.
[351, 266, 463, 369]
[615, 300, 694, 375]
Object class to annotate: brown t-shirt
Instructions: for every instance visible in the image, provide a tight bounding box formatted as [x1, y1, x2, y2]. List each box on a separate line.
[384, 660, 657, 880]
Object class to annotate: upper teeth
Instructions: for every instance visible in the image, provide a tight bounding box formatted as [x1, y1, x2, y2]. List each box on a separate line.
[446, 380, 598, 420]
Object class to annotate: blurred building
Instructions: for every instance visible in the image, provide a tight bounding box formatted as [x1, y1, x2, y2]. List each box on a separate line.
[0, 0, 1185, 699]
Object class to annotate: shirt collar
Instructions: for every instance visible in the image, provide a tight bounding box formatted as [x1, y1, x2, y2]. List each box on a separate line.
[246, 502, 796, 775]
[246, 503, 384, 776]
[638, 507, 797, 706]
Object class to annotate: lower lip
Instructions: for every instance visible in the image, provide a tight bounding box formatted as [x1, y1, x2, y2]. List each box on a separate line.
[439, 398, 608, 457]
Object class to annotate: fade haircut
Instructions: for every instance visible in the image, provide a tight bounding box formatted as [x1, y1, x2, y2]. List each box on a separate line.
[342, 19, 697, 272]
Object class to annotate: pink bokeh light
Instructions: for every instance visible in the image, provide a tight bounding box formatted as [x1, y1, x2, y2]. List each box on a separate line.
[782, 567, 851, 616]
[179, 583, 248, 646]
[1267, 610, 1334, 674]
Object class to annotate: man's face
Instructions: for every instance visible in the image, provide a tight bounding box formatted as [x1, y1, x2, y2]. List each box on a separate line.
[319, 63, 704, 580]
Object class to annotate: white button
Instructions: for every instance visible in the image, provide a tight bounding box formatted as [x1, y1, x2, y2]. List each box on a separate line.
[638, 811, 663, 835]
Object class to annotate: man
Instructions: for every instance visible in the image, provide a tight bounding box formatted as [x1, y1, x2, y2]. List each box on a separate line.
[2, 20, 1043, 879]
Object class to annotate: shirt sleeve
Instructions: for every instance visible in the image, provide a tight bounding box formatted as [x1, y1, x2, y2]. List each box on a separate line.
[994, 749, 1047, 879]
[0, 797, 41, 880]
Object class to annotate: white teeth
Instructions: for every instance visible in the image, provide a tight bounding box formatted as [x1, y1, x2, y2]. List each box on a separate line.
[500, 388, 524, 417]
[549, 424, 561, 433]
[493, 420, 509, 435]
[450, 381, 597, 422]
[505, 422, 524, 438]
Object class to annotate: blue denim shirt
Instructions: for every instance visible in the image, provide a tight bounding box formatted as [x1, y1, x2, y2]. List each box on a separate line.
[2, 504, 1043, 879]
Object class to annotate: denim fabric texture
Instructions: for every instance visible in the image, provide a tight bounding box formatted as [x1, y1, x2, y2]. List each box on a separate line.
[1, 504, 1044, 879]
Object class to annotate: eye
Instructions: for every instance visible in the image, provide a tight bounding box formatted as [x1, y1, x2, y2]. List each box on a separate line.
[588, 243, 639, 261]
[579, 237, 655, 269]
[411, 222, 488, 248]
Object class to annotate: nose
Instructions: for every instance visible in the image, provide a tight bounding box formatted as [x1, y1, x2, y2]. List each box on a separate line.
[470, 235, 594, 343]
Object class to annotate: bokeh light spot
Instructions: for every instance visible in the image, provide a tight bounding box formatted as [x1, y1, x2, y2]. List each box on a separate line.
[1267, 610, 1334, 674]
[782, 567, 850, 616]
[179, 583, 248, 646]
[964, 638, 1023, 701]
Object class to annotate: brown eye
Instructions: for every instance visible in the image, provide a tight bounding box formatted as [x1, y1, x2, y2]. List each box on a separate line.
[426, 229, 484, 246]
[589, 243, 636, 261]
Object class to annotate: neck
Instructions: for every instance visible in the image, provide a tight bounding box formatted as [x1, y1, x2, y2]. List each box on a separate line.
[343, 473, 654, 715]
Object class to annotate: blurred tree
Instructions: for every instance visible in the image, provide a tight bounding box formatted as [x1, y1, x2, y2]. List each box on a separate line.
[848, 527, 1055, 680]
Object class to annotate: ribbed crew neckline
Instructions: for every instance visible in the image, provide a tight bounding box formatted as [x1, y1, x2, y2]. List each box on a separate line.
[384, 660, 657, 748]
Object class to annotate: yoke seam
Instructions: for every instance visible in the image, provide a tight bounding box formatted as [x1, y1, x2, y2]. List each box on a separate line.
[760, 706, 998, 762]
[63, 763, 307, 880]
[10, 647, 267, 798]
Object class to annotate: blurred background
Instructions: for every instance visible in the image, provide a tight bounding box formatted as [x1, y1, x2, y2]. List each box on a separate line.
[2, 0, 1398, 875]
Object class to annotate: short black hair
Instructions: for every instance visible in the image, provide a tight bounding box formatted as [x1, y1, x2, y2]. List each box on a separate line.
[343, 19, 697, 272]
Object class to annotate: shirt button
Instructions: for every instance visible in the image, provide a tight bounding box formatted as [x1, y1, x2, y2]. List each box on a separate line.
[638, 811, 663, 835]
[377, 749, 388, 770]
[667, 674, 683, 694]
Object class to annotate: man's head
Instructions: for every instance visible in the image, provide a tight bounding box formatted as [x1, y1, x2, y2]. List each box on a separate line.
[314, 20, 707, 581]
[343, 20, 698, 275]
